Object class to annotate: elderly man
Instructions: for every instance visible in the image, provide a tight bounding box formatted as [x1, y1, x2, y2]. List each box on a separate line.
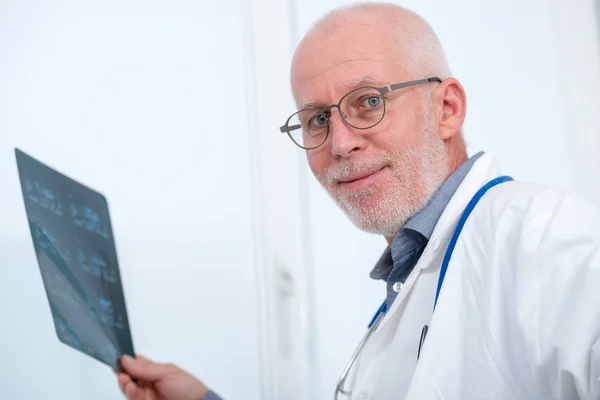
[116, 2, 600, 399]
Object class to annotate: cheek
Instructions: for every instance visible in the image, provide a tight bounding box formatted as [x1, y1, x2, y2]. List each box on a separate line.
[373, 94, 426, 139]
[370, 118, 421, 150]
[306, 150, 328, 178]
[376, 101, 428, 147]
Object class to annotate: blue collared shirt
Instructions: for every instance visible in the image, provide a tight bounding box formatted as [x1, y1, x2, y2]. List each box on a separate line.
[370, 151, 484, 307]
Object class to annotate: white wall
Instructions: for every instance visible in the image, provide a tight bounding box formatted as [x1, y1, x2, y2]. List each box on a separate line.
[0, 1, 264, 399]
[243, 0, 317, 398]
[287, 0, 600, 398]
[547, 0, 600, 206]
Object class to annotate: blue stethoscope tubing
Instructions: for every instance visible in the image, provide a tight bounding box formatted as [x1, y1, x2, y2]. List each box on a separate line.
[369, 175, 514, 326]
[334, 176, 514, 399]
[368, 175, 514, 336]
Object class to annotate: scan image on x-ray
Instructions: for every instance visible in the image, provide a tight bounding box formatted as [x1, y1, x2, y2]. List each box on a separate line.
[15, 148, 135, 370]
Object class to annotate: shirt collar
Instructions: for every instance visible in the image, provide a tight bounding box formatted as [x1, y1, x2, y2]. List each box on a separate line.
[403, 151, 484, 240]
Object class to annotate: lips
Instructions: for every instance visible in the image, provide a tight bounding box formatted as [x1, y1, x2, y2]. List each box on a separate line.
[337, 166, 387, 190]
[339, 166, 385, 183]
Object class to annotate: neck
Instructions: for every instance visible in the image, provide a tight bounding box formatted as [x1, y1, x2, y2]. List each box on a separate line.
[446, 134, 468, 175]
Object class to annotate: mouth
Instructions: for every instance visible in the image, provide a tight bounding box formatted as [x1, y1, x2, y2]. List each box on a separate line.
[338, 166, 387, 189]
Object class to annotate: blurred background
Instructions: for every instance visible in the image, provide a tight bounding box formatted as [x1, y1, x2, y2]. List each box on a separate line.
[1, 0, 599, 399]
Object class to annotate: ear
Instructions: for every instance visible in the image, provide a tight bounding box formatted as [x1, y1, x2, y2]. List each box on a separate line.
[433, 78, 467, 140]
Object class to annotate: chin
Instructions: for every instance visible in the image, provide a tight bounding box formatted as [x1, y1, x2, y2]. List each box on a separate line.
[335, 181, 430, 237]
[337, 197, 406, 237]
[348, 211, 405, 237]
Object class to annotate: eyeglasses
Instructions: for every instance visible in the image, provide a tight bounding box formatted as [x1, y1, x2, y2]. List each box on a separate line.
[279, 77, 442, 150]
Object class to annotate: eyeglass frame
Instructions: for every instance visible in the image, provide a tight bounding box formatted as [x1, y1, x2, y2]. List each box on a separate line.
[279, 76, 442, 150]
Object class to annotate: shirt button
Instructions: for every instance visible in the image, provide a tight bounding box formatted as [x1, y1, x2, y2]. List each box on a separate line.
[392, 282, 404, 293]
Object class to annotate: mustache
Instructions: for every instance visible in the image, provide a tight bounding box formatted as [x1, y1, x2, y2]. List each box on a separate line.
[320, 155, 392, 185]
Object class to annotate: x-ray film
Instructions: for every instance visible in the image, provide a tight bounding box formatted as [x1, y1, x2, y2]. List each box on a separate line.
[15, 148, 135, 370]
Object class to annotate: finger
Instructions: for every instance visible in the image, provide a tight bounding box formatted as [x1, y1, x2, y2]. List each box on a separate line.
[135, 354, 153, 365]
[125, 380, 150, 400]
[121, 354, 172, 381]
[117, 373, 132, 394]
[133, 386, 148, 400]
[124, 380, 141, 400]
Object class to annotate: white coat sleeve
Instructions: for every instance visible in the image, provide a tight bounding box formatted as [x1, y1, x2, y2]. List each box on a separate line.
[515, 189, 600, 399]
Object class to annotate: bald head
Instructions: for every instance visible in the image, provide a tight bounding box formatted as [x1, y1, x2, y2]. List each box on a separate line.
[292, 2, 451, 93]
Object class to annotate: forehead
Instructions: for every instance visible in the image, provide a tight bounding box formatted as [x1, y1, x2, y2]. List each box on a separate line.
[296, 73, 387, 109]
[291, 26, 405, 108]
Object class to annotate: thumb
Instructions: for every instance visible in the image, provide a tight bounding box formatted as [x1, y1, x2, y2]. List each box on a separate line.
[120, 354, 172, 381]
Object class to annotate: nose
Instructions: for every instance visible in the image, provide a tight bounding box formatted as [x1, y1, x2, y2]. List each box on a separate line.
[328, 111, 366, 158]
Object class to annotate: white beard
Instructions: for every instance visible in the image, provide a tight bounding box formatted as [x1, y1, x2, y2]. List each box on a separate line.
[318, 101, 450, 237]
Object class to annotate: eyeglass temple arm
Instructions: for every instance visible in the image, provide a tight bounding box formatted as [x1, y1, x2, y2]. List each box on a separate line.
[280, 123, 301, 133]
[383, 77, 442, 94]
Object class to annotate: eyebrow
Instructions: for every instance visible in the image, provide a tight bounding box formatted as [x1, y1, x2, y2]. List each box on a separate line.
[297, 75, 385, 110]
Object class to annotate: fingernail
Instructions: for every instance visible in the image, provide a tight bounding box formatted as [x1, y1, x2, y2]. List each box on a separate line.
[122, 354, 134, 363]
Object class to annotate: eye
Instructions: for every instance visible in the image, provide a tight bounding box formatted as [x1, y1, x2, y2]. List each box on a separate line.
[364, 95, 382, 108]
[310, 113, 328, 127]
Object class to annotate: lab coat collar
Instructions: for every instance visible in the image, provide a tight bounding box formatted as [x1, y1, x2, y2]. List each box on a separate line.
[419, 152, 504, 268]
[368, 152, 504, 337]
[369, 151, 485, 281]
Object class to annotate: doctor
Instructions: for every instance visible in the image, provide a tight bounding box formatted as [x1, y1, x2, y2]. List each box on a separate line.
[116, 2, 600, 399]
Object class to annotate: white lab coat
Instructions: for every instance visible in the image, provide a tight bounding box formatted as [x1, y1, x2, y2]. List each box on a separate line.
[352, 153, 600, 400]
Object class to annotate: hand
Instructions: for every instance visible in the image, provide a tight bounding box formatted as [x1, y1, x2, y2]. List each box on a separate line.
[116, 354, 209, 400]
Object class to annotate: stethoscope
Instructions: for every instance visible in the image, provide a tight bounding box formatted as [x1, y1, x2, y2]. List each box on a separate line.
[334, 176, 514, 400]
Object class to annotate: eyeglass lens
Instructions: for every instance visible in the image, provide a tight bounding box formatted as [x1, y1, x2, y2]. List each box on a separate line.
[286, 87, 385, 149]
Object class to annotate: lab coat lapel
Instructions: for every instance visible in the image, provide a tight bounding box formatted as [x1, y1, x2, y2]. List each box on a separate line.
[364, 153, 503, 340]
[403, 154, 505, 393]
[351, 153, 504, 400]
